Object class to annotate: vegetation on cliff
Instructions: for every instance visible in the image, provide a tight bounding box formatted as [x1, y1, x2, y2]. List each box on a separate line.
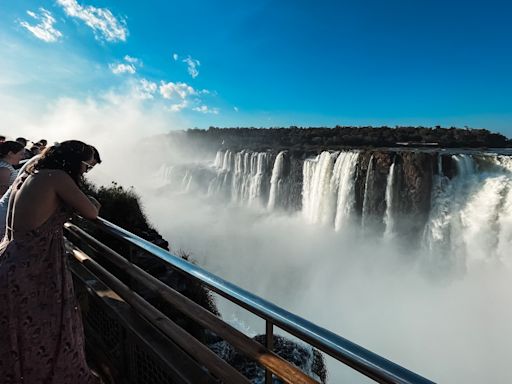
[78, 181, 219, 341]
[175, 126, 510, 151]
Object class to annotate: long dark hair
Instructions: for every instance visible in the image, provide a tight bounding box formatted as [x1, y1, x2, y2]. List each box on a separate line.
[28, 140, 94, 185]
[0, 141, 24, 159]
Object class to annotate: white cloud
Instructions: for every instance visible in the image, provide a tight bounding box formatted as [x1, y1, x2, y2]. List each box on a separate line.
[172, 53, 179, 61]
[159, 81, 196, 100]
[183, 56, 200, 78]
[193, 105, 219, 114]
[56, 0, 127, 42]
[19, 8, 62, 43]
[135, 79, 158, 99]
[124, 55, 140, 65]
[109, 55, 143, 75]
[158, 81, 216, 113]
[169, 100, 189, 112]
[110, 63, 136, 74]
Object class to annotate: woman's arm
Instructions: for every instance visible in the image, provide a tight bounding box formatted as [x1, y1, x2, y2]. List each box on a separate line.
[53, 171, 99, 219]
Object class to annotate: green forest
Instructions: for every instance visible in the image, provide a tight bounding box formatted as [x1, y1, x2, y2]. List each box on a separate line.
[175, 126, 510, 151]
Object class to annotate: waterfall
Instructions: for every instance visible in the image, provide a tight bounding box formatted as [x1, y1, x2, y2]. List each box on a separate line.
[214, 151, 223, 168]
[383, 159, 396, 239]
[231, 151, 245, 203]
[160, 148, 512, 267]
[302, 152, 338, 225]
[420, 153, 512, 268]
[268, 151, 286, 210]
[248, 152, 270, 206]
[222, 150, 234, 171]
[361, 155, 374, 229]
[207, 149, 272, 206]
[460, 174, 507, 263]
[181, 170, 192, 192]
[208, 150, 234, 196]
[422, 154, 475, 265]
[331, 151, 359, 231]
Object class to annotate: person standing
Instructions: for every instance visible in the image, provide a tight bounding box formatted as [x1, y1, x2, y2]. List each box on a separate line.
[0, 140, 101, 384]
[0, 141, 25, 195]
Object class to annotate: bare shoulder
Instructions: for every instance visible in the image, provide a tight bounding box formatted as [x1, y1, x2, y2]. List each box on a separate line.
[35, 169, 74, 186]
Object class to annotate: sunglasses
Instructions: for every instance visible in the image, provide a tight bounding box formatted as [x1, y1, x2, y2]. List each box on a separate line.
[81, 161, 95, 172]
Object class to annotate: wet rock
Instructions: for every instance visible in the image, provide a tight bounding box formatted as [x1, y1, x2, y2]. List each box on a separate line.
[210, 334, 327, 383]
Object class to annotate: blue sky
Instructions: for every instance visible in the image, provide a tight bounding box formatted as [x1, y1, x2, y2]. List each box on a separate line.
[1, 0, 511, 137]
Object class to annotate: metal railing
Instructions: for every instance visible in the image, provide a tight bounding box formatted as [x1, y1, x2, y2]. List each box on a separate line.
[66, 217, 435, 384]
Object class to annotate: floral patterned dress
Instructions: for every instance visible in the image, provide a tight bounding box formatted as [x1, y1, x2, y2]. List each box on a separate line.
[0, 176, 99, 384]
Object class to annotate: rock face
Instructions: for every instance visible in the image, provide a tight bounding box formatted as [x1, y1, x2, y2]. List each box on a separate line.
[358, 151, 394, 232]
[394, 152, 434, 240]
[210, 335, 327, 383]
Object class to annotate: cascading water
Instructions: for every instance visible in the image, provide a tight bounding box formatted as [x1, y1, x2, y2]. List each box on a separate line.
[268, 151, 286, 210]
[248, 152, 271, 206]
[159, 148, 512, 266]
[361, 155, 374, 230]
[207, 149, 273, 207]
[383, 159, 396, 239]
[213, 151, 223, 168]
[153, 163, 174, 188]
[231, 151, 247, 203]
[208, 150, 234, 197]
[420, 153, 512, 269]
[422, 154, 477, 268]
[302, 151, 338, 225]
[331, 151, 359, 231]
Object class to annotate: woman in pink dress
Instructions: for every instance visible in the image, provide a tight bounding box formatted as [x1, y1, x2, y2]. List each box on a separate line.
[0, 140, 101, 384]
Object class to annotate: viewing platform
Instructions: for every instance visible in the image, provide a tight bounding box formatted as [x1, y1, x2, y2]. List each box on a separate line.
[64, 217, 435, 384]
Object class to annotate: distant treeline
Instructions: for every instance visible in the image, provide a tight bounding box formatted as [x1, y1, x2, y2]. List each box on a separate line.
[175, 126, 510, 151]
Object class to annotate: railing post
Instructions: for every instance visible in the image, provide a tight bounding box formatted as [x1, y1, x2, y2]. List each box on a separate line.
[265, 320, 273, 384]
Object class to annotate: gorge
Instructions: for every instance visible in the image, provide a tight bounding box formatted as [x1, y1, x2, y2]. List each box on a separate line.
[128, 130, 512, 383]
[154, 147, 512, 270]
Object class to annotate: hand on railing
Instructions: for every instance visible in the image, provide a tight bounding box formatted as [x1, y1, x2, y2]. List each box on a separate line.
[87, 195, 101, 211]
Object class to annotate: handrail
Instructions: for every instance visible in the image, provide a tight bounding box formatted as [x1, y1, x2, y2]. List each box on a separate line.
[65, 222, 320, 384]
[81, 217, 435, 384]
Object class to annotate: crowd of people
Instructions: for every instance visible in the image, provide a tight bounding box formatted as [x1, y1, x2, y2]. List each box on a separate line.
[0, 137, 103, 383]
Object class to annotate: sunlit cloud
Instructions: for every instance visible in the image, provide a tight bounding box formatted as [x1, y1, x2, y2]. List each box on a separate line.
[19, 8, 62, 43]
[172, 53, 201, 78]
[193, 105, 219, 114]
[135, 78, 158, 99]
[183, 56, 200, 78]
[124, 55, 141, 65]
[159, 81, 196, 112]
[110, 63, 135, 74]
[109, 55, 143, 75]
[56, 0, 128, 42]
[169, 100, 189, 112]
[159, 81, 196, 100]
[158, 81, 218, 113]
